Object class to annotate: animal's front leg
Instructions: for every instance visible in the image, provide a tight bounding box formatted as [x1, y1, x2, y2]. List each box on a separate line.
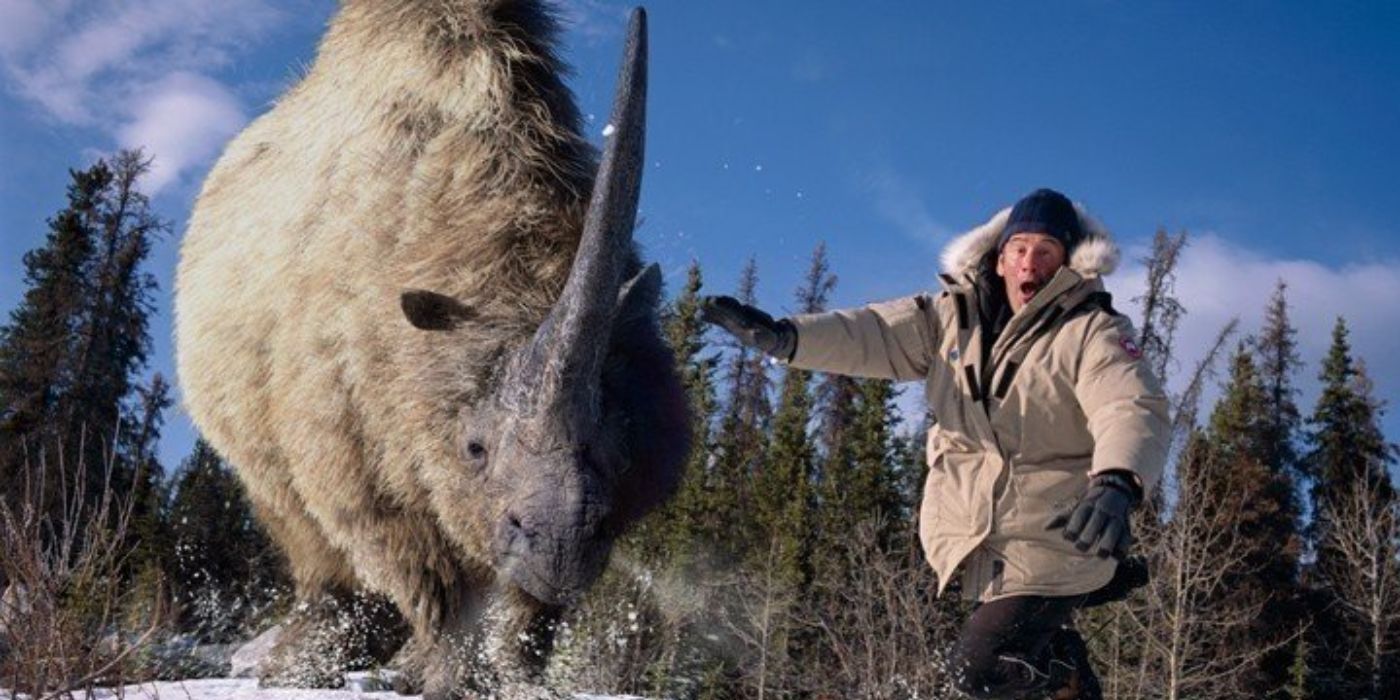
[420, 586, 562, 700]
[420, 599, 488, 700]
[259, 587, 407, 688]
[483, 585, 563, 682]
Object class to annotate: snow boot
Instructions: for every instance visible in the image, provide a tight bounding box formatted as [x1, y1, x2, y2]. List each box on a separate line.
[1043, 628, 1102, 700]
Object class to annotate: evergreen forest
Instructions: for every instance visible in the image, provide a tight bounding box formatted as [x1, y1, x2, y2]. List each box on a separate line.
[0, 154, 1396, 699]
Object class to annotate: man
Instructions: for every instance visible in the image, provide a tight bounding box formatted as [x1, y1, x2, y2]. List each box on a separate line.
[700, 189, 1170, 699]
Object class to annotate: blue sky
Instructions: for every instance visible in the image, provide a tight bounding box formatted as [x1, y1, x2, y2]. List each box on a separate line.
[2, 0, 1398, 473]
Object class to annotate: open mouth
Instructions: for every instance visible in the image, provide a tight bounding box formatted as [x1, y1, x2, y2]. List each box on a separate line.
[1018, 281, 1041, 298]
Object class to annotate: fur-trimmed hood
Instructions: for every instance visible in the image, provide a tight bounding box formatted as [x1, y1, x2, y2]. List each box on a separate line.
[939, 200, 1120, 279]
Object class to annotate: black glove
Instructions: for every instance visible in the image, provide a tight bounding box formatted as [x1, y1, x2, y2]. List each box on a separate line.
[1050, 471, 1141, 559]
[698, 295, 798, 361]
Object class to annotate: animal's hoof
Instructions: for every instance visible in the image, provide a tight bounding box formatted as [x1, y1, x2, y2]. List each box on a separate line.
[257, 589, 409, 689]
[390, 636, 426, 695]
[394, 668, 425, 696]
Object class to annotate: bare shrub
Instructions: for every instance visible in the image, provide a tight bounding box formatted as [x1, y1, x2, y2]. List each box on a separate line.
[1315, 474, 1400, 698]
[547, 552, 727, 699]
[548, 567, 662, 695]
[695, 521, 965, 700]
[799, 519, 962, 699]
[1097, 443, 1295, 700]
[0, 442, 165, 697]
[722, 537, 802, 700]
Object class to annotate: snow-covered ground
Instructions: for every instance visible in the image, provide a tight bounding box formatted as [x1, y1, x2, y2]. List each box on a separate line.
[86, 678, 403, 700]
[78, 679, 642, 700]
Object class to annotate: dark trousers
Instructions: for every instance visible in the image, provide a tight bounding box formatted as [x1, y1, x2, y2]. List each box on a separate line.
[948, 556, 1147, 699]
[948, 594, 1099, 699]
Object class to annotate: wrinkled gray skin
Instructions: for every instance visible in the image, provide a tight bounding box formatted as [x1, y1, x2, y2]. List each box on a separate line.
[175, 3, 687, 697]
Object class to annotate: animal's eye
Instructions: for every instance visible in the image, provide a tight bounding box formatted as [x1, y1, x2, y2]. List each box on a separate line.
[466, 441, 487, 460]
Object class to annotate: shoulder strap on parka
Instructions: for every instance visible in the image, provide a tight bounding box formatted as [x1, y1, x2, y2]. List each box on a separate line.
[988, 290, 1118, 401]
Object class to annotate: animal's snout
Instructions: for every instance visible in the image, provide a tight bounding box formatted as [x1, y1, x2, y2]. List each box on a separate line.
[494, 503, 608, 556]
[495, 510, 539, 556]
[509, 512, 528, 539]
[493, 498, 614, 606]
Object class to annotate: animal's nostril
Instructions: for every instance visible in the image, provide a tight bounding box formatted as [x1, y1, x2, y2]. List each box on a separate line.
[505, 513, 539, 545]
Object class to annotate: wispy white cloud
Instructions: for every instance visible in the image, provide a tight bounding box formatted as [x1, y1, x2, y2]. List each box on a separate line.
[116, 72, 246, 194]
[865, 169, 954, 249]
[1108, 234, 1400, 423]
[0, 0, 285, 193]
[0, 0, 75, 60]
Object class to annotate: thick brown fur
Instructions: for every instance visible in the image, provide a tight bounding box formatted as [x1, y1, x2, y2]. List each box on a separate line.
[176, 1, 682, 695]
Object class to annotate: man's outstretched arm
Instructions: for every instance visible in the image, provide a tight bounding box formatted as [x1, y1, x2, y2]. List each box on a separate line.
[700, 294, 939, 382]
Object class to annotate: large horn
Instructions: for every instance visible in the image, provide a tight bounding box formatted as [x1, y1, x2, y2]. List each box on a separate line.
[504, 7, 647, 424]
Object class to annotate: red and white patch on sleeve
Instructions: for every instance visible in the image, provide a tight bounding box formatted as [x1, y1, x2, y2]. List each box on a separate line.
[1120, 336, 1143, 359]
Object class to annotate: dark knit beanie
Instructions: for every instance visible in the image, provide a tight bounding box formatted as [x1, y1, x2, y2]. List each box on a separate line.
[998, 188, 1083, 254]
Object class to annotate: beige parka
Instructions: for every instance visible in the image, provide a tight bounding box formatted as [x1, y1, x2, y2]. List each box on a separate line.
[787, 205, 1170, 602]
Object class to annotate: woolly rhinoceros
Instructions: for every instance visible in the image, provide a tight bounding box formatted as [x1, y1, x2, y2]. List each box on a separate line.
[174, 2, 687, 696]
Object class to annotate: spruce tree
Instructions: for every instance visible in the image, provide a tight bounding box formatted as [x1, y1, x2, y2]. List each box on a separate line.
[0, 150, 166, 522]
[794, 243, 837, 316]
[1252, 280, 1303, 478]
[812, 373, 860, 583]
[892, 425, 928, 526]
[709, 257, 772, 563]
[1302, 317, 1397, 699]
[639, 260, 719, 568]
[1204, 343, 1304, 697]
[167, 438, 288, 641]
[1133, 229, 1187, 383]
[125, 374, 173, 576]
[734, 245, 833, 691]
[815, 376, 858, 456]
[752, 243, 834, 588]
[811, 376, 900, 518]
[1248, 281, 1308, 696]
[1208, 344, 1269, 458]
[0, 166, 103, 505]
[849, 379, 905, 536]
[757, 369, 817, 587]
[1304, 317, 1391, 513]
[60, 152, 164, 491]
[813, 372, 859, 506]
[814, 378, 904, 567]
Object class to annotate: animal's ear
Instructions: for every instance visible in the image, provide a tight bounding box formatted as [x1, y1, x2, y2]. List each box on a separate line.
[401, 289, 476, 331]
[615, 263, 662, 324]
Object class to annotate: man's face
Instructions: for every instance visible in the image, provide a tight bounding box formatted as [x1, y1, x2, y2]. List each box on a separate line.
[996, 232, 1067, 313]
